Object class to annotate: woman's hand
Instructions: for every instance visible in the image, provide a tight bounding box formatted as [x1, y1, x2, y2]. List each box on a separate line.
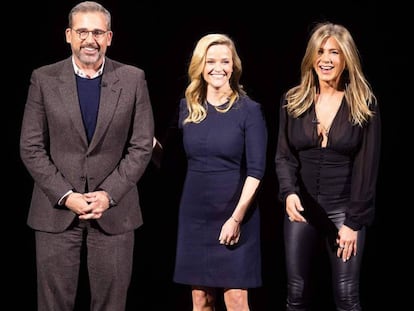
[219, 217, 241, 246]
[285, 194, 307, 223]
[336, 225, 358, 262]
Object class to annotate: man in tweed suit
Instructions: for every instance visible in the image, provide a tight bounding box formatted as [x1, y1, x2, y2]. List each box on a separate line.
[19, 2, 154, 310]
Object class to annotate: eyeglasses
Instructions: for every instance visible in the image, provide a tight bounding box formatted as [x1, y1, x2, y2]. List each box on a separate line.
[72, 29, 109, 40]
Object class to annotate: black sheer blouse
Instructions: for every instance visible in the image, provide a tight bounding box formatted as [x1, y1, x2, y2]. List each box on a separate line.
[275, 96, 381, 230]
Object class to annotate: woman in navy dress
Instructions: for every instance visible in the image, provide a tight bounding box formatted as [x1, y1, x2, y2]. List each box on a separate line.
[173, 33, 267, 310]
[275, 22, 381, 310]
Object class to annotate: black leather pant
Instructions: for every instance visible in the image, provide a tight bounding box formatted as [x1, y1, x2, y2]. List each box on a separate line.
[283, 209, 365, 311]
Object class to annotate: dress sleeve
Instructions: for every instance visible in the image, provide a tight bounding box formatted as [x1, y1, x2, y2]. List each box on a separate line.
[275, 96, 300, 202]
[346, 103, 382, 230]
[245, 100, 268, 180]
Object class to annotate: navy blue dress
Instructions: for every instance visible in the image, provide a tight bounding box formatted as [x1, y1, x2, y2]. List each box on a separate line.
[173, 96, 267, 288]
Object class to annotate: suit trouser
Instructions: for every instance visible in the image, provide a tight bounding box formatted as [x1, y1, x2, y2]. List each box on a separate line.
[35, 219, 134, 311]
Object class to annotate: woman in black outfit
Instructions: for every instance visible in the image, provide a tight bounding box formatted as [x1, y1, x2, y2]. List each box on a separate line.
[275, 22, 381, 311]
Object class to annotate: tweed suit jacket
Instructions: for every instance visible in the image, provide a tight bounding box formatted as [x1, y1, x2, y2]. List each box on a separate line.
[20, 56, 154, 235]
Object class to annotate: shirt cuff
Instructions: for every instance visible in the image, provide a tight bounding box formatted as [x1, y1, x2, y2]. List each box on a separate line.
[58, 190, 74, 206]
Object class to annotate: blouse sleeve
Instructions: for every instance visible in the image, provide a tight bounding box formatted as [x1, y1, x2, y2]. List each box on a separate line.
[346, 103, 382, 230]
[275, 96, 300, 202]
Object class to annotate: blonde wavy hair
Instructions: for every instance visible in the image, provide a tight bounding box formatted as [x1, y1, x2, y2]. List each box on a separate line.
[285, 22, 377, 126]
[183, 33, 246, 124]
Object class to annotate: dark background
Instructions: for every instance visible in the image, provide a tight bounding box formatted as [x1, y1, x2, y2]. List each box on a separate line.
[6, 1, 405, 310]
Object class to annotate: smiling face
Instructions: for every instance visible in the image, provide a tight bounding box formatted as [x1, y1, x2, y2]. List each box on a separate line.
[203, 44, 233, 91]
[65, 11, 113, 70]
[313, 36, 346, 88]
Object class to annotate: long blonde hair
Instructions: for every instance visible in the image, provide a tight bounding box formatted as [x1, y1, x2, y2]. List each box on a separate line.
[184, 33, 246, 124]
[285, 22, 376, 126]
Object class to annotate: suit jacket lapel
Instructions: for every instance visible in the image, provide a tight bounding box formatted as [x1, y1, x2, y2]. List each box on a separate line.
[58, 58, 89, 147]
[89, 59, 120, 150]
